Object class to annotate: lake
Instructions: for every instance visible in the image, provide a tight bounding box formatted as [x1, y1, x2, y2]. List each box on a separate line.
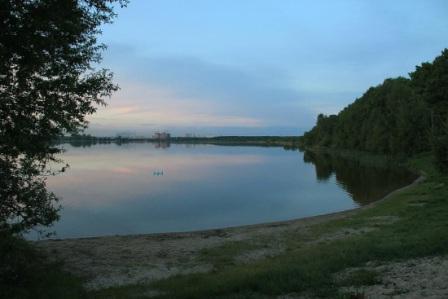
[33, 142, 417, 239]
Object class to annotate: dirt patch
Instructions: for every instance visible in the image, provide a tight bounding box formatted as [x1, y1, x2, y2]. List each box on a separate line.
[37, 230, 235, 289]
[367, 215, 400, 225]
[235, 246, 285, 263]
[37, 210, 356, 290]
[312, 227, 377, 245]
[339, 256, 448, 298]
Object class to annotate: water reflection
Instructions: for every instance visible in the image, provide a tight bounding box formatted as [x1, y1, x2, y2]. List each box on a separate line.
[303, 150, 417, 205]
[34, 143, 416, 239]
[63, 138, 170, 149]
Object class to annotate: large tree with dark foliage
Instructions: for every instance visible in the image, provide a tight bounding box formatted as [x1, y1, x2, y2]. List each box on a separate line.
[301, 77, 430, 155]
[301, 49, 448, 170]
[411, 49, 448, 171]
[0, 0, 126, 234]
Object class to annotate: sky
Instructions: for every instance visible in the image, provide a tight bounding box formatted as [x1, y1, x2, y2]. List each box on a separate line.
[88, 0, 448, 137]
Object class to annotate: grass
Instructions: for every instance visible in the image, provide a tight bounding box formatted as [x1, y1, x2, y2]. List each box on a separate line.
[5, 153, 448, 298]
[198, 241, 260, 270]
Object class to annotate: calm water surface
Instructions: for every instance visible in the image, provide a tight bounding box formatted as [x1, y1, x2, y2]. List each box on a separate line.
[36, 143, 416, 239]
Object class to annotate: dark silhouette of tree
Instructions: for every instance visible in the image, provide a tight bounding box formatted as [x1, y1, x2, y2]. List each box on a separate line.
[0, 0, 127, 234]
[300, 50, 448, 169]
[411, 49, 448, 171]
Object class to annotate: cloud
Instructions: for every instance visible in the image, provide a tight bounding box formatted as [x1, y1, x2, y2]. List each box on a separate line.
[88, 46, 317, 135]
[91, 0, 448, 136]
[90, 82, 264, 128]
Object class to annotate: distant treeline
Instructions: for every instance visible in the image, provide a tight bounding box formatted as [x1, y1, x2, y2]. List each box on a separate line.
[300, 49, 448, 171]
[59, 134, 150, 143]
[59, 134, 300, 149]
[171, 136, 299, 148]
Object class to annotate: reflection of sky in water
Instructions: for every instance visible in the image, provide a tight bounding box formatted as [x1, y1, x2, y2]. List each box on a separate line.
[35, 143, 414, 239]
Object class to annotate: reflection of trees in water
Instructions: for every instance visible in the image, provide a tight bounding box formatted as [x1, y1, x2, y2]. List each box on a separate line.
[66, 139, 113, 147]
[303, 151, 333, 181]
[154, 141, 170, 149]
[63, 139, 171, 149]
[303, 151, 417, 205]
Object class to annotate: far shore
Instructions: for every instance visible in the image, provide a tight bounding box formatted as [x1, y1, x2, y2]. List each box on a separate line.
[58, 135, 301, 149]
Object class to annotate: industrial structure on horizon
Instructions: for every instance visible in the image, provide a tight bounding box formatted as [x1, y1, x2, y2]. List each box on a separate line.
[152, 132, 171, 141]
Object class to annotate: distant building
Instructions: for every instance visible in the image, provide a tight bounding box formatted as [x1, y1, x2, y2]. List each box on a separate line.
[153, 132, 171, 140]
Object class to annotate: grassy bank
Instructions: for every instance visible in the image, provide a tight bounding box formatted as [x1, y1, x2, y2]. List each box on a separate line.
[92, 153, 448, 298]
[4, 153, 448, 298]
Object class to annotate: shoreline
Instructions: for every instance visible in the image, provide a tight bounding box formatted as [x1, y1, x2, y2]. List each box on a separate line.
[36, 172, 425, 290]
[39, 173, 425, 243]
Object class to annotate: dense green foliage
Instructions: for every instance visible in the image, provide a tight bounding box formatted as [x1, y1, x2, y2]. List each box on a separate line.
[0, 0, 126, 234]
[0, 232, 86, 299]
[411, 50, 448, 170]
[301, 49, 448, 170]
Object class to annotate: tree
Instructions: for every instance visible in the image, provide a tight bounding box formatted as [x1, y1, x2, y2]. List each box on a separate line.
[300, 75, 431, 157]
[0, 0, 127, 234]
[411, 49, 448, 171]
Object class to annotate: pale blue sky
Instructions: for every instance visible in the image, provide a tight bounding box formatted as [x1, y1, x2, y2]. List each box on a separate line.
[88, 0, 448, 136]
